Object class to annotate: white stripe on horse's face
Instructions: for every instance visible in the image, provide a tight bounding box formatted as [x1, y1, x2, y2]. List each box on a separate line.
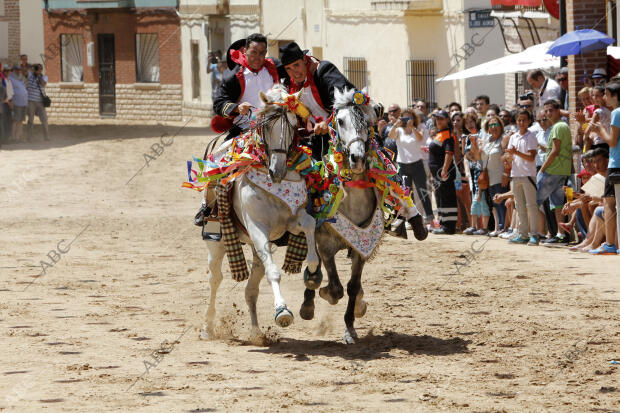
[336, 107, 368, 173]
[263, 107, 296, 183]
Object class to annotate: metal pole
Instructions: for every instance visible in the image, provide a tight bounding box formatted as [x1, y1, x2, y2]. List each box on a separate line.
[560, 0, 567, 67]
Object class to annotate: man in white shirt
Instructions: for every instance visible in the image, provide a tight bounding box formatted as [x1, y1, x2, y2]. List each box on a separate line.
[527, 69, 562, 113]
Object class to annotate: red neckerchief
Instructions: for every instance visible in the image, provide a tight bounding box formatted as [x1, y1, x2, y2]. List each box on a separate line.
[288, 56, 326, 111]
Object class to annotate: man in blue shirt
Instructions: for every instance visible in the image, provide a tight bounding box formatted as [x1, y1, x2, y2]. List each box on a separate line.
[26, 64, 49, 141]
[8, 66, 27, 142]
[590, 81, 620, 254]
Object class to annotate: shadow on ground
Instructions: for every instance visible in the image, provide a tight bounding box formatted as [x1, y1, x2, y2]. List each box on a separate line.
[249, 330, 471, 362]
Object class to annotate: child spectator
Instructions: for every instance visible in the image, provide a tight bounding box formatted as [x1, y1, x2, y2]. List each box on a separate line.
[589, 81, 620, 254]
[506, 110, 539, 245]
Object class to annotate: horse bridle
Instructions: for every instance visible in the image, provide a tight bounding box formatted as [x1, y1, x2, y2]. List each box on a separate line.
[333, 107, 371, 157]
[258, 107, 295, 157]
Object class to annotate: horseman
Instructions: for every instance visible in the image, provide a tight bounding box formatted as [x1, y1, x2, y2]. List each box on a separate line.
[279, 42, 355, 160]
[279, 42, 427, 241]
[195, 33, 280, 226]
[212, 33, 280, 140]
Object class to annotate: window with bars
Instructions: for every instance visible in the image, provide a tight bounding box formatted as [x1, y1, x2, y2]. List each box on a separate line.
[136, 33, 160, 83]
[343, 57, 368, 89]
[406, 60, 435, 108]
[61, 34, 84, 82]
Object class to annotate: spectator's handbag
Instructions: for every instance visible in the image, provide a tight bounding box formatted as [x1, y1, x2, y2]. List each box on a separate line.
[37, 82, 51, 108]
[477, 158, 489, 190]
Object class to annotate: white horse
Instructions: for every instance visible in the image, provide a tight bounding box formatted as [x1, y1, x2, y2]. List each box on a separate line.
[201, 85, 321, 340]
[299, 87, 425, 344]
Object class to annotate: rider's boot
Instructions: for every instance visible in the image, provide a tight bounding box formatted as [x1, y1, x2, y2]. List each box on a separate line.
[194, 203, 211, 226]
[408, 214, 428, 241]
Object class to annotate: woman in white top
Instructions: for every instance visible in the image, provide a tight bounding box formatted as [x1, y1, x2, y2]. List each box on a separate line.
[585, 85, 611, 150]
[388, 108, 433, 221]
[474, 114, 510, 236]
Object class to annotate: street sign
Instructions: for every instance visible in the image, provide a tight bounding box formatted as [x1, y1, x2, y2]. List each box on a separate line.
[469, 10, 494, 28]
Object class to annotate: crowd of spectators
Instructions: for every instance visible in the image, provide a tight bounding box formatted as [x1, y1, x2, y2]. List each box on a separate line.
[0, 54, 49, 147]
[377, 68, 620, 255]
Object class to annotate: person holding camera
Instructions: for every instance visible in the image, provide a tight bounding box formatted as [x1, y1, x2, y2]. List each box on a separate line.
[388, 108, 433, 224]
[26, 63, 49, 141]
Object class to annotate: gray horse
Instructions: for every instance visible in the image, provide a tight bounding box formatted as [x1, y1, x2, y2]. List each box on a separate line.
[300, 87, 426, 344]
[201, 85, 320, 341]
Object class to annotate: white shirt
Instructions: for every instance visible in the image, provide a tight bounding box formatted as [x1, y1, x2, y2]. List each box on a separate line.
[538, 78, 562, 108]
[508, 130, 538, 177]
[234, 66, 275, 129]
[591, 106, 611, 145]
[299, 80, 329, 120]
[394, 127, 424, 164]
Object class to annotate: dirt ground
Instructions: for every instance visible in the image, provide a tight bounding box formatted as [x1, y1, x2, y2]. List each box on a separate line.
[0, 125, 618, 413]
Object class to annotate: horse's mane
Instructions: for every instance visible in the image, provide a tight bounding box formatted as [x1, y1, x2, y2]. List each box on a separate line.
[333, 87, 377, 128]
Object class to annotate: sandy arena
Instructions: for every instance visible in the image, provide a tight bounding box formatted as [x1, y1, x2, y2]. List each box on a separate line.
[0, 125, 618, 412]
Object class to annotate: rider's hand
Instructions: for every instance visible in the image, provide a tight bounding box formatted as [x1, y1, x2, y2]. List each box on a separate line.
[237, 102, 253, 116]
[314, 120, 329, 135]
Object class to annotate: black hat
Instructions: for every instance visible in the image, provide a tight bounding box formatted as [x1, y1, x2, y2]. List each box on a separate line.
[279, 42, 308, 67]
[592, 68, 607, 79]
[226, 38, 247, 70]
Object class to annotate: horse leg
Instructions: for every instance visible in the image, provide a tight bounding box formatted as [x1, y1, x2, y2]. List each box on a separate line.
[343, 250, 366, 344]
[299, 288, 316, 320]
[245, 247, 266, 338]
[251, 227, 294, 328]
[297, 211, 322, 290]
[318, 253, 344, 305]
[200, 240, 226, 340]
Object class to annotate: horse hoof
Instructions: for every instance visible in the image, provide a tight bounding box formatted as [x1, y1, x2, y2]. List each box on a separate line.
[274, 305, 294, 327]
[303, 266, 323, 290]
[343, 329, 358, 344]
[299, 302, 315, 320]
[354, 299, 367, 318]
[319, 286, 339, 305]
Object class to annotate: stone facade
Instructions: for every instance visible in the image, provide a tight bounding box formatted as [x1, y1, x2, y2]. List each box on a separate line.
[45, 83, 182, 122]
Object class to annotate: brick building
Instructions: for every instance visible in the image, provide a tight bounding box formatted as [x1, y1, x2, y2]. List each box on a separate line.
[43, 0, 182, 122]
[0, 1, 44, 65]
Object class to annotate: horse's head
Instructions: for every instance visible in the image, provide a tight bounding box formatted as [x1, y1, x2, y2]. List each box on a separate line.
[332, 87, 377, 174]
[258, 85, 303, 183]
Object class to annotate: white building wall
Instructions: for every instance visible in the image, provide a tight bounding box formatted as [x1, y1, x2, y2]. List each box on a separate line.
[19, 0, 44, 65]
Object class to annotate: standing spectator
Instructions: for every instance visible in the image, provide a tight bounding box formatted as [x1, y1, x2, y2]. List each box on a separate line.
[556, 67, 569, 111]
[428, 110, 458, 234]
[207, 52, 222, 91]
[9, 65, 27, 142]
[584, 85, 611, 151]
[507, 110, 539, 245]
[20, 54, 30, 72]
[527, 69, 562, 112]
[475, 95, 490, 121]
[388, 108, 433, 224]
[538, 99, 573, 244]
[500, 109, 516, 135]
[381, 104, 401, 161]
[26, 64, 49, 141]
[535, 109, 558, 238]
[452, 111, 471, 231]
[589, 81, 620, 254]
[447, 101, 462, 114]
[480, 114, 510, 236]
[464, 133, 490, 235]
[0, 63, 12, 143]
[591, 68, 607, 86]
[415, 99, 433, 130]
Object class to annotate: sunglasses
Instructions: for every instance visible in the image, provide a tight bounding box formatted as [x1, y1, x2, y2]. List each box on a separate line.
[388, 109, 398, 114]
[488, 123, 500, 128]
[518, 104, 532, 109]
[557, 77, 568, 82]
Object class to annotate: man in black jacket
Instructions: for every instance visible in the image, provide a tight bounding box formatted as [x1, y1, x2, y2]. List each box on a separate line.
[279, 42, 355, 160]
[211, 33, 281, 140]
